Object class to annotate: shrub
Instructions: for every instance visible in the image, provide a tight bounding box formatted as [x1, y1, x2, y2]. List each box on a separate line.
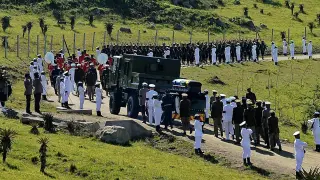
[308, 22, 315, 33]
[280, 31, 286, 39]
[38, 137, 49, 173]
[290, 3, 295, 15]
[31, 156, 39, 164]
[299, 4, 304, 13]
[1, 16, 10, 32]
[22, 25, 27, 38]
[67, 121, 76, 134]
[43, 113, 55, 133]
[0, 128, 17, 163]
[301, 121, 308, 134]
[70, 164, 77, 173]
[26, 22, 33, 34]
[253, 4, 258, 9]
[300, 167, 320, 179]
[285, 0, 290, 8]
[260, 9, 264, 14]
[243, 7, 249, 17]
[53, 9, 64, 21]
[233, 0, 240, 5]
[105, 23, 113, 37]
[39, 18, 44, 33]
[70, 16, 75, 30]
[30, 123, 40, 135]
[89, 15, 94, 26]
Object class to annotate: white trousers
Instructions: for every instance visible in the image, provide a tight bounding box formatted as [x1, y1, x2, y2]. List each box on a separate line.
[236, 53, 241, 61]
[291, 50, 294, 58]
[148, 106, 154, 125]
[195, 55, 200, 65]
[296, 156, 304, 171]
[194, 135, 202, 149]
[96, 100, 101, 111]
[154, 109, 162, 126]
[205, 108, 210, 118]
[79, 95, 84, 109]
[223, 121, 234, 140]
[41, 83, 47, 95]
[242, 144, 251, 158]
[63, 91, 70, 103]
[211, 55, 216, 64]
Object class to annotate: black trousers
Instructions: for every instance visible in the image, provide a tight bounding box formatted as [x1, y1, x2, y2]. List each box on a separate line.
[0, 101, 5, 107]
[26, 95, 31, 113]
[140, 105, 146, 122]
[34, 93, 41, 112]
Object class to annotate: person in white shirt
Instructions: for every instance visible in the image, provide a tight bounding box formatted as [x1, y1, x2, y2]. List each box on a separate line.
[204, 90, 210, 123]
[240, 121, 253, 166]
[223, 100, 234, 140]
[293, 131, 307, 179]
[282, 39, 288, 56]
[96, 47, 101, 58]
[153, 94, 162, 132]
[59, 78, 65, 107]
[271, 42, 275, 61]
[37, 54, 44, 72]
[220, 94, 227, 106]
[147, 49, 153, 57]
[252, 43, 257, 62]
[29, 62, 34, 80]
[77, 48, 81, 58]
[236, 43, 241, 62]
[78, 82, 85, 110]
[69, 63, 76, 93]
[146, 84, 158, 125]
[63, 71, 72, 109]
[95, 83, 103, 117]
[211, 45, 217, 65]
[307, 40, 313, 59]
[225, 44, 231, 64]
[307, 112, 320, 152]
[194, 45, 200, 66]
[40, 71, 48, 101]
[302, 37, 307, 55]
[273, 46, 278, 66]
[164, 47, 170, 59]
[194, 114, 204, 155]
[290, 40, 295, 60]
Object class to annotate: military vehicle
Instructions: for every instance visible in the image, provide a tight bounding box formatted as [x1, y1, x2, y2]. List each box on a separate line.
[107, 54, 205, 120]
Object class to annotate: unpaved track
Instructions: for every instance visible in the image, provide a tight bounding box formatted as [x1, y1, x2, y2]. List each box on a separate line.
[47, 55, 320, 178]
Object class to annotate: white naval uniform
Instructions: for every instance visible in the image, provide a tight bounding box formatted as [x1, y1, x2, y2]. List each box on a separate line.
[95, 87, 102, 111]
[308, 118, 320, 145]
[63, 76, 71, 103]
[283, 41, 288, 55]
[153, 99, 162, 126]
[294, 139, 307, 172]
[302, 39, 307, 54]
[225, 46, 231, 63]
[96, 49, 101, 58]
[241, 128, 253, 158]
[236, 45, 241, 61]
[175, 96, 180, 114]
[77, 51, 81, 58]
[308, 42, 313, 57]
[69, 67, 76, 92]
[211, 48, 217, 64]
[146, 90, 158, 125]
[195, 48, 200, 65]
[29, 65, 34, 80]
[40, 74, 47, 96]
[194, 119, 204, 149]
[37, 58, 44, 72]
[60, 81, 65, 103]
[252, 45, 257, 61]
[205, 94, 210, 119]
[290, 43, 295, 58]
[271, 43, 275, 59]
[147, 52, 153, 57]
[273, 48, 278, 64]
[78, 86, 85, 109]
[223, 104, 234, 140]
[164, 50, 170, 58]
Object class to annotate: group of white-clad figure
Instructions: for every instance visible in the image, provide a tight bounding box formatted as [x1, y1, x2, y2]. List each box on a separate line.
[28, 54, 48, 100]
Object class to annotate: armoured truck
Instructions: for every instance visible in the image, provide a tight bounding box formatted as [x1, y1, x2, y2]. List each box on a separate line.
[107, 54, 205, 120]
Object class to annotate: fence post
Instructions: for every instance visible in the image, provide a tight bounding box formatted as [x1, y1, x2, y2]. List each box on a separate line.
[103, 31, 107, 45]
[288, 28, 290, 41]
[50, 35, 53, 51]
[4, 37, 7, 58]
[138, 30, 140, 44]
[16, 35, 19, 57]
[92, 32, 95, 51]
[116, 30, 119, 44]
[36, 35, 39, 55]
[207, 30, 210, 43]
[155, 30, 158, 45]
[27, 32, 30, 57]
[62, 35, 65, 53]
[271, 29, 274, 41]
[83, 33, 86, 50]
[189, 31, 192, 43]
[73, 33, 76, 54]
[44, 35, 47, 56]
[304, 26, 307, 39]
[172, 30, 175, 44]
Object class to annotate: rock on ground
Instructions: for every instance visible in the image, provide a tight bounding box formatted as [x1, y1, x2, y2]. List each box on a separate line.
[96, 126, 130, 145]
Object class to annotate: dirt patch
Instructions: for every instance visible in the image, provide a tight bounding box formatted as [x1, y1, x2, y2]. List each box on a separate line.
[208, 76, 226, 85]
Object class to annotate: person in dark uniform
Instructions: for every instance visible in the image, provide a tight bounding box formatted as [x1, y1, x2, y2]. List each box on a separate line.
[0, 70, 12, 111]
[162, 90, 174, 129]
[244, 101, 256, 145]
[139, 82, 149, 123]
[268, 111, 282, 151]
[262, 102, 271, 148]
[246, 88, 257, 105]
[256, 40, 261, 61]
[211, 96, 223, 138]
[50, 64, 60, 94]
[210, 90, 218, 107]
[231, 41, 236, 63]
[101, 64, 110, 96]
[233, 99, 244, 144]
[33, 72, 43, 114]
[180, 93, 192, 135]
[217, 42, 222, 63]
[260, 40, 267, 60]
[254, 100, 264, 145]
[24, 73, 33, 114]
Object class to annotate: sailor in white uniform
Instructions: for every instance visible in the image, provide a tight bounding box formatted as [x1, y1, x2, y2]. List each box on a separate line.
[293, 131, 307, 179]
[146, 84, 158, 125]
[307, 112, 320, 152]
[194, 114, 204, 155]
[240, 121, 253, 166]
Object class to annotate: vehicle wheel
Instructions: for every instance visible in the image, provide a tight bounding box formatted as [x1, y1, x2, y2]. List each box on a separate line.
[109, 92, 121, 115]
[127, 95, 139, 118]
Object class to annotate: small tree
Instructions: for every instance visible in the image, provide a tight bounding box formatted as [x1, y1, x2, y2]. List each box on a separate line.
[260, 9, 264, 14]
[39, 18, 45, 33]
[30, 123, 40, 135]
[308, 22, 315, 33]
[0, 128, 17, 163]
[253, 3, 258, 9]
[1, 16, 10, 32]
[43, 25, 48, 36]
[280, 31, 286, 40]
[43, 113, 54, 133]
[294, 12, 300, 19]
[22, 25, 27, 38]
[291, 3, 295, 15]
[89, 15, 94, 26]
[26, 22, 33, 34]
[299, 4, 304, 13]
[38, 137, 49, 173]
[285, 0, 290, 8]
[243, 7, 249, 17]
[70, 16, 75, 30]
[105, 23, 113, 37]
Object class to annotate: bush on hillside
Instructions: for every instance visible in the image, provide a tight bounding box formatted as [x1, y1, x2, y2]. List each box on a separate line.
[299, 4, 305, 14]
[300, 167, 320, 179]
[1, 16, 10, 32]
[308, 22, 315, 33]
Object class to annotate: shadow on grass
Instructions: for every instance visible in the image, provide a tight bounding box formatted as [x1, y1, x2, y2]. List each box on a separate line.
[6, 162, 19, 170]
[249, 165, 272, 177]
[252, 146, 275, 156]
[43, 172, 56, 179]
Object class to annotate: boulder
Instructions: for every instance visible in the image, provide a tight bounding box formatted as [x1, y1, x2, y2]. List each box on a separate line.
[260, 23, 267, 29]
[56, 107, 92, 115]
[78, 121, 100, 133]
[174, 23, 184, 30]
[120, 27, 132, 34]
[96, 126, 130, 145]
[21, 116, 44, 125]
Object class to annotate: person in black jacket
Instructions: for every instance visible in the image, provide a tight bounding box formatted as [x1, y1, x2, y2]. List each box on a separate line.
[244, 101, 256, 145]
[254, 101, 264, 145]
[24, 73, 33, 114]
[211, 96, 223, 138]
[233, 100, 244, 144]
[85, 63, 97, 101]
[162, 90, 174, 129]
[246, 88, 257, 105]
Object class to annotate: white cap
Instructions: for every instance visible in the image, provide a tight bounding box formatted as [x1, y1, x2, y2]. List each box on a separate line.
[240, 121, 246, 126]
[90, 63, 94, 66]
[71, 63, 76, 67]
[265, 101, 271, 105]
[293, 131, 300, 136]
[194, 114, 200, 118]
[220, 94, 226, 97]
[142, 82, 148, 86]
[182, 93, 188, 97]
[149, 84, 155, 88]
[315, 112, 320, 115]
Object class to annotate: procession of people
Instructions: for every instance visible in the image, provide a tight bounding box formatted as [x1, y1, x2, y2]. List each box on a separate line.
[19, 39, 319, 180]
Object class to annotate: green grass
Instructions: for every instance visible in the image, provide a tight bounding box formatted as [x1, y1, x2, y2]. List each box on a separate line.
[0, 117, 265, 180]
[181, 59, 320, 145]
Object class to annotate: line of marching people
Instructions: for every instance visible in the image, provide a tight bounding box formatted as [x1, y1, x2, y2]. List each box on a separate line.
[196, 88, 320, 179]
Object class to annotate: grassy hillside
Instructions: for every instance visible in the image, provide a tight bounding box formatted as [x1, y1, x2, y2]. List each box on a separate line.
[0, 117, 266, 180]
[181, 59, 320, 145]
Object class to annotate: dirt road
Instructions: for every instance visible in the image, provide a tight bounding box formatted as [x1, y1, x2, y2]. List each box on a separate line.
[47, 85, 320, 179]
